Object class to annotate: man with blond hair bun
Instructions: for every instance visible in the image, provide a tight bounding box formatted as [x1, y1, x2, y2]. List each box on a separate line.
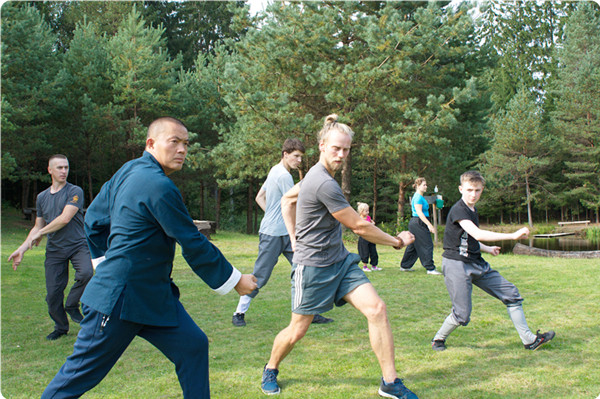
[260, 114, 419, 399]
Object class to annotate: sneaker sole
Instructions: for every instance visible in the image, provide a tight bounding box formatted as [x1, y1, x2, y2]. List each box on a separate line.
[261, 388, 281, 395]
[378, 388, 399, 398]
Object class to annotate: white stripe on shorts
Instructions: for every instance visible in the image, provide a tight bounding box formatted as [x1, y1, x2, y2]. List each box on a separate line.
[293, 265, 304, 310]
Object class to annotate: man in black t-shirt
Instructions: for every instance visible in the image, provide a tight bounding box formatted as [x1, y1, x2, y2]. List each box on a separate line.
[431, 171, 555, 351]
[8, 155, 93, 340]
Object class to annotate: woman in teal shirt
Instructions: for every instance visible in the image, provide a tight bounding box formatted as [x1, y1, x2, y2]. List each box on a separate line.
[400, 177, 441, 274]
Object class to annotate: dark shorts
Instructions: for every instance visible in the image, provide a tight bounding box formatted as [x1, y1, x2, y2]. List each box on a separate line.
[290, 253, 369, 315]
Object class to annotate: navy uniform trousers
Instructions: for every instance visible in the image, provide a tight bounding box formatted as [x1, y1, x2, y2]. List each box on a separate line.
[41, 293, 210, 398]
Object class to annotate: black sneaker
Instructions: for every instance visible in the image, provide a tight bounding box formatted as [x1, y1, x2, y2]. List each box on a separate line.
[431, 339, 446, 351]
[232, 313, 246, 327]
[378, 377, 418, 399]
[46, 330, 67, 341]
[66, 307, 84, 324]
[524, 330, 555, 350]
[261, 365, 280, 395]
[311, 314, 334, 324]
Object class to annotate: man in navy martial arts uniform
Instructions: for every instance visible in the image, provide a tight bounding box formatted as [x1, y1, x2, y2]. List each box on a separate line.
[42, 117, 257, 398]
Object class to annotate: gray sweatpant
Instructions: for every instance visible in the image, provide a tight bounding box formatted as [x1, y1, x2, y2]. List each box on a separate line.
[247, 233, 293, 298]
[442, 257, 523, 326]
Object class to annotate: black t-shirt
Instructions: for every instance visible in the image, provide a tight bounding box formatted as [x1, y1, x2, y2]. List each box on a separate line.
[442, 199, 485, 264]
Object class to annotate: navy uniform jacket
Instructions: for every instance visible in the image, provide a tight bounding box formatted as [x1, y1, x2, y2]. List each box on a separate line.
[82, 151, 241, 327]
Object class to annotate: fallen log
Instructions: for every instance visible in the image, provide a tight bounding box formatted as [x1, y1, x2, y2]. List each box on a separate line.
[513, 243, 600, 259]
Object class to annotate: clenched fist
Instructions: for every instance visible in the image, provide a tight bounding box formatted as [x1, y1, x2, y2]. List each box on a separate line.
[235, 274, 258, 296]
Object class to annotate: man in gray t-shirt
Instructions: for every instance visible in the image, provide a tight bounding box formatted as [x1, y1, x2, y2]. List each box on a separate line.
[260, 115, 419, 399]
[8, 155, 93, 341]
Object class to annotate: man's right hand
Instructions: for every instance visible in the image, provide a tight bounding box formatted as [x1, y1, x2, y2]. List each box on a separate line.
[234, 274, 258, 296]
[8, 248, 25, 271]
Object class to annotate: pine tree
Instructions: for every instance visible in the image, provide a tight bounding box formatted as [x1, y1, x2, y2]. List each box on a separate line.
[107, 6, 182, 159]
[214, 2, 487, 229]
[550, 2, 600, 223]
[56, 20, 121, 202]
[479, 88, 553, 227]
[1, 3, 59, 207]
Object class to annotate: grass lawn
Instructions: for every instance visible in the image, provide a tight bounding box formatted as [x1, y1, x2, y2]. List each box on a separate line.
[2, 207, 599, 398]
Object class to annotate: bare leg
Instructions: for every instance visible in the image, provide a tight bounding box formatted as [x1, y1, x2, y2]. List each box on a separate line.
[266, 313, 314, 370]
[343, 283, 397, 383]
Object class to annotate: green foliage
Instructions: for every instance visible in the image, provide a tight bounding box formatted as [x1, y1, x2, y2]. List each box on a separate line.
[214, 1, 488, 228]
[107, 6, 182, 158]
[1, 1, 597, 228]
[586, 227, 600, 242]
[479, 88, 554, 227]
[549, 2, 600, 217]
[1, 3, 58, 192]
[478, 0, 575, 110]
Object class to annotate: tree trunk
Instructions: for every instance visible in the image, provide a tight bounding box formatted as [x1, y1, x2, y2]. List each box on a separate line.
[215, 187, 221, 229]
[525, 175, 533, 227]
[199, 181, 205, 220]
[21, 178, 30, 210]
[341, 150, 352, 202]
[86, 155, 94, 204]
[247, 182, 254, 234]
[396, 154, 408, 230]
[372, 158, 378, 222]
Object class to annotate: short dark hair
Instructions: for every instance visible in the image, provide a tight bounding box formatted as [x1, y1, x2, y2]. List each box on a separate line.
[282, 138, 305, 157]
[48, 154, 68, 164]
[460, 170, 485, 186]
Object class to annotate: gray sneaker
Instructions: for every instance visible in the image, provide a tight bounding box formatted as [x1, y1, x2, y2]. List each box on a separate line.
[232, 313, 246, 327]
[431, 339, 446, 351]
[524, 330, 555, 350]
[378, 378, 418, 399]
[261, 365, 280, 395]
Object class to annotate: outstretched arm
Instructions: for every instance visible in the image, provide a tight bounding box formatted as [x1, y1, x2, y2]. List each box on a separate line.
[458, 219, 529, 242]
[332, 206, 414, 249]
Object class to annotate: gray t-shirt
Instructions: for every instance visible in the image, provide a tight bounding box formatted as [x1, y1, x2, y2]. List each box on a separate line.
[259, 163, 294, 236]
[36, 182, 87, 252]
[292, 163, 350, 267]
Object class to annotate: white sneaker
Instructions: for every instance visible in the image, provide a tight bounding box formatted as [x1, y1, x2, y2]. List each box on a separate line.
[427, 269, 442, 275]
[400, 268, 415, 272]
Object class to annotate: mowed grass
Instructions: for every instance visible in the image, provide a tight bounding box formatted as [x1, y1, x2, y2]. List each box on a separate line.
[2, 207, 599, 399]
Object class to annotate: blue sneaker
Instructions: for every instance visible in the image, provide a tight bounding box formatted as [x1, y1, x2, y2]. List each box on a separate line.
[261, 365, 280, 395]
[378, 378, 418, 399]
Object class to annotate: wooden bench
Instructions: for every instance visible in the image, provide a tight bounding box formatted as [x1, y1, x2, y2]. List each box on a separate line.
[193, 220, 217, 240]
[558, 220, 590, 227]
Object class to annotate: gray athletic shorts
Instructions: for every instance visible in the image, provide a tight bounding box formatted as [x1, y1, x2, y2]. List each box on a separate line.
[442, 257, 523, 325]
[290, 253, 369, 315]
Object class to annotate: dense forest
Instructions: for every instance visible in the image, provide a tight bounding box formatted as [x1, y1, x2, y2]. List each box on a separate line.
[2, 1, 599, 233]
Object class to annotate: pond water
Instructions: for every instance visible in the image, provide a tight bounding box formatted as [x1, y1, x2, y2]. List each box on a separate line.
[488, 236, 600, 253]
